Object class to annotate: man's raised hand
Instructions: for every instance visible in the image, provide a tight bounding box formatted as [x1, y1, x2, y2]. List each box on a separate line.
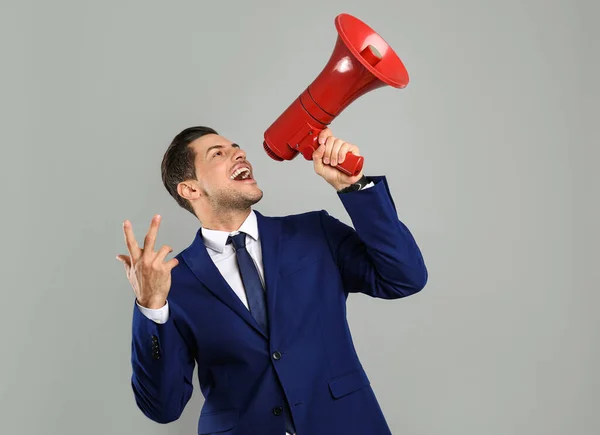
[116, 215, 179, 309]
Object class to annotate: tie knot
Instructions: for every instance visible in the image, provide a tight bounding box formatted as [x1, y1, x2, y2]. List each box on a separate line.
[227, 232, 246, 250]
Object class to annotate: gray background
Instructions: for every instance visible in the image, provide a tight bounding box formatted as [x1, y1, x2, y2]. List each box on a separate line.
[1, 0, 598, 434]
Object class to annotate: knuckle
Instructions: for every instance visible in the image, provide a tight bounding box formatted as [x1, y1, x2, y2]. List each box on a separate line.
[141, 258, 152, 269]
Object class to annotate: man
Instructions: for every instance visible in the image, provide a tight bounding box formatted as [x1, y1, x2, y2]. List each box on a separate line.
[117, 126, 428, 435]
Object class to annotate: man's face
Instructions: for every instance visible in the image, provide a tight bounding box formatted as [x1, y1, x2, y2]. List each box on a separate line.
[188, 133, 263, 211]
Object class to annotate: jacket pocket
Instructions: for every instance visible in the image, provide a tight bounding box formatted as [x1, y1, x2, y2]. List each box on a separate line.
[279, 254, 321, 277]
[198, 409, 238, 434]
[327, 368, 371, 399]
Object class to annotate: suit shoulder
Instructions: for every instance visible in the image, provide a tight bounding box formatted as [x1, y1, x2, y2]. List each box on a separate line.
[273, 209, 329, 225]
[260, 209, 329, 236]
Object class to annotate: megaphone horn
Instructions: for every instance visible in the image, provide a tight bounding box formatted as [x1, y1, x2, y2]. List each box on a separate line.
[263, 13, 410, 176]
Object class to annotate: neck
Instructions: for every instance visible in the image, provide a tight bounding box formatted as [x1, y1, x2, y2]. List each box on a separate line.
[197, 207, 251, 232]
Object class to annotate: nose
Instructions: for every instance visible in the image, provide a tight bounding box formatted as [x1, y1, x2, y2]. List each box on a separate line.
[233, 146, 246, 161]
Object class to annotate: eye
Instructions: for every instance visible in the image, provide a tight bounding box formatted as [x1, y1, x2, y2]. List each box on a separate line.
[213, 151, 222, 158]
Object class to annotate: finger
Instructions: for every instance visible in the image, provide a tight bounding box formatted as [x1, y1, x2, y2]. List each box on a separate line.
[312, 142, 325, 159]
[324, 136, 336, 164]
[165, 257, 179, 270]
[312, 144, 325, 173]
[154, 244, 173, 264]
[143, 214, 161, 256]
[337, 143, 352, 164]
[330, 139, 345, 166]
[116, 254, 132, 268]
[123, 221, 142, 261]
[318, 128, 332, 145]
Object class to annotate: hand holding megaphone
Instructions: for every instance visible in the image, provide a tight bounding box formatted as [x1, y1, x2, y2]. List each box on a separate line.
[263, 13, 410, 176]
[264, 121, 364, 177]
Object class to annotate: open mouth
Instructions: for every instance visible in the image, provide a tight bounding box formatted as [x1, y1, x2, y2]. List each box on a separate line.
[230, 167, 253, 181]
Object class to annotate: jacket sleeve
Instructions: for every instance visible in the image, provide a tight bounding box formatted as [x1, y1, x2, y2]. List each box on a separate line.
[319, 175, 428, 299]
[130, 300, 195, 423]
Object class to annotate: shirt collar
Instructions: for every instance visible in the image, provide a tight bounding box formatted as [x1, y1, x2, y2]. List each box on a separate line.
[201, 209, 259, 253]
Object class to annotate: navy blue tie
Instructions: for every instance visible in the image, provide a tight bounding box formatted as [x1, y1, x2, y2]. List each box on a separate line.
[227, 232, 269, 334]
[228, 233, 295, 433]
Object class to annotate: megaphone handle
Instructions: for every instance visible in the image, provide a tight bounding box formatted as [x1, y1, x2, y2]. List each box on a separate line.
[297, 132, 364, 176]
[333, 150, 364, 176]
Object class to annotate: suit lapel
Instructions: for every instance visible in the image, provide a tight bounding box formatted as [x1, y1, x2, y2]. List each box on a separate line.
[254, 210, 282, 340]
[181, 227, 268, 339]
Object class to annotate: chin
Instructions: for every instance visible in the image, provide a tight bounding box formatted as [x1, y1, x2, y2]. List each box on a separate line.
[248, 190, 263, 205]
[232, 188, 263, 209]
[238, 181, 262, 195]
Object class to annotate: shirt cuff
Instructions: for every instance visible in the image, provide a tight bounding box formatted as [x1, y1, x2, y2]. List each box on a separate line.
[360, 180, 375, 190]
[136, 300, 169, 324]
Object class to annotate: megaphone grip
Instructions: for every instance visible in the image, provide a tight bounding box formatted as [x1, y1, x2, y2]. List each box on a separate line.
[297, 130, 364, 176]
[336, 152, 364, 177]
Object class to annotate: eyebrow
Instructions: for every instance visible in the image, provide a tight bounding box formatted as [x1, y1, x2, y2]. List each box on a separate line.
[205, 143, 240, 158]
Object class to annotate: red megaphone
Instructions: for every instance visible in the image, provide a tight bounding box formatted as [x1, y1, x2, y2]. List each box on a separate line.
[263, 13, 410, 176]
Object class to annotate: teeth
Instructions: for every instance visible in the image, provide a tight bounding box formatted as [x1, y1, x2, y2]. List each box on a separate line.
[230, 167, 250, 180]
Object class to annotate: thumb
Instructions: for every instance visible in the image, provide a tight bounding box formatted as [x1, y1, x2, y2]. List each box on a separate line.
[116, 254, 131, 268]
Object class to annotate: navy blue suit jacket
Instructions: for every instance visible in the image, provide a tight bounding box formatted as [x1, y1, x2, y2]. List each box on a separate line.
[130, 175, 428, 435]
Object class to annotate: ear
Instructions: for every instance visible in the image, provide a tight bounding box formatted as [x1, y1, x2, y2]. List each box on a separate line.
[177, 180, 202, 201]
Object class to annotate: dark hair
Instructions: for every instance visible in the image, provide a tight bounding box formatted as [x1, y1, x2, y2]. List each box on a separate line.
[161, 126, 218, 215]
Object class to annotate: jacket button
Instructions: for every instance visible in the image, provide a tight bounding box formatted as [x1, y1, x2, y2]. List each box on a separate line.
[273, 406, 283, 416]
[272, 351, 282, 360]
